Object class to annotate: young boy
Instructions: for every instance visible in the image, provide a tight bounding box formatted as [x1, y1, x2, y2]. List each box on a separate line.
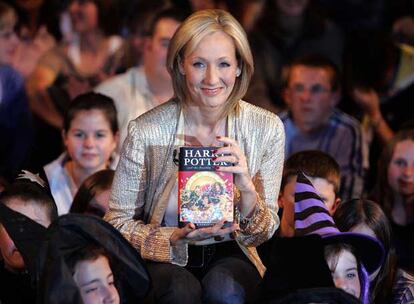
[278, 150, 342, 237]
[0, 170, 57, 303]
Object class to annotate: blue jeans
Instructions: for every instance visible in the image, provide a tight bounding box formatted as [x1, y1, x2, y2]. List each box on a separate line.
[144, 241, 261, 304]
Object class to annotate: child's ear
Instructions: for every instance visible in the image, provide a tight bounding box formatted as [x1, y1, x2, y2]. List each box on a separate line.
[277, 192, 284, 209]
[331, 197, 341, 215]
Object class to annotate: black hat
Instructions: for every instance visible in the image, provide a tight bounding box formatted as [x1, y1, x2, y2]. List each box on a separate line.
[37, 214, 151, 304]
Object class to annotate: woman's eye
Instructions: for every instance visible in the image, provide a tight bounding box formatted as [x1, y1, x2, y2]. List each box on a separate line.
[192, 62, 204, 68]
[219, 62, 231, 68]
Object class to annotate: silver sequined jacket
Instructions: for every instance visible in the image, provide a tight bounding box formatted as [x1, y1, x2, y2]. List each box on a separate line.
[105, 99, 285, 276]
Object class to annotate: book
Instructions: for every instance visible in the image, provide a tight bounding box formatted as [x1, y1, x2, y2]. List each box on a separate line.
[178, 146, 234, 228]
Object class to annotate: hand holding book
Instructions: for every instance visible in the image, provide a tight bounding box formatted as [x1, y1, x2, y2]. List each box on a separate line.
[169, 220, 239, 246]
[214, 136, 258, 218]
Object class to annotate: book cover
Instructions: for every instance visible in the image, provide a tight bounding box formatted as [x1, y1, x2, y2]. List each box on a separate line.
[178, 146, 234, 227]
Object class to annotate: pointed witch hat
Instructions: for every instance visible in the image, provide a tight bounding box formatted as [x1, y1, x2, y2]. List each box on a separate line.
[294, 172, 384, 274]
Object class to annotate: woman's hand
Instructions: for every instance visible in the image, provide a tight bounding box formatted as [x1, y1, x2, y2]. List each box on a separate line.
[170, 220, 239, 246]
[214, 136, 258, 217]
[214, 136, 255, 193]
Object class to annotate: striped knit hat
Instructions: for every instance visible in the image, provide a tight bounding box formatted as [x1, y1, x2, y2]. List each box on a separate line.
[294, 172, 384, 274]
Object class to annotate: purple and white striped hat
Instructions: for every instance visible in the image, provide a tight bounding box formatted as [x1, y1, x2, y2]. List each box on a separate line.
[294, 172, 384, 274]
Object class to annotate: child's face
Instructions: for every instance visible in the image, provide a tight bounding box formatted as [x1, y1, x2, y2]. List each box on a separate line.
[73, 255, 120, 304]
[307, 177, 339, 214]
[278, 175, 339, 237]
[326, 249, 361, 299]
[388, 139, 414, 198]
[0, 198, 51, 271]
[0, 22, 18, 65]
[63, 109, 118, 172]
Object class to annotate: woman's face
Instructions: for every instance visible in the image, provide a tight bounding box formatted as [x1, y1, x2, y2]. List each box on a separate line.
[73, 255, 120, 304]
[387, 139, 414, 198]
[69, 0, 99, 34]
[327, 249, 361, 299]
[63, 109, 118, 173]
[275, 0, 309, 17]
[180, 31, 239, 110]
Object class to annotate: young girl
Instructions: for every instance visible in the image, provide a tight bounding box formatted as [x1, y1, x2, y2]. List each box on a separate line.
[375, 129, 414, 271]
[334, 199, 414, 304]
[324, 242, 370, 303]
[44, 92, 119, 215]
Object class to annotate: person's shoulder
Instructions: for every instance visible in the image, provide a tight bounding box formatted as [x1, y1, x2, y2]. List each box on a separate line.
[0, 65, 24, 87]
[331, 109, 361, 128]
[95, 67, 136, 92]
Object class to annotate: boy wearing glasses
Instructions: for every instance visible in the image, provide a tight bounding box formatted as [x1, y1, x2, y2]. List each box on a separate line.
[279, 54, 364, 200]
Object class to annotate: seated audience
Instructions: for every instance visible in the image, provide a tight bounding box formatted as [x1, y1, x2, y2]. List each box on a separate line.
[245, 0, 344, 112]
[9, 0, 59, 78]
[279, 54, 364, 200]
[96, 7, 187, 147]
[26, 0, 124, 169]
[70, 169, 114, 217]
[260, 172, 384, 303]
[334, 199, 414, 304]
[44, 92, 119, 215]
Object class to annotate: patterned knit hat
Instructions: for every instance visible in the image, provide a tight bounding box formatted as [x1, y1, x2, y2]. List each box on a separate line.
[294, 172, 384, 274]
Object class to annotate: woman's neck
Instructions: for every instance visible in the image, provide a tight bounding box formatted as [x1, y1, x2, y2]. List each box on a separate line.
[183, 106, 226, 147]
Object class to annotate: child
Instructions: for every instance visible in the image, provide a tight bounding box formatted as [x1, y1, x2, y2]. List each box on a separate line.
[0, 2, 33, 182]
[0, 170, 57, 303]
[260, 172, 384, 303]
[68, 244, 120, 304]
[38, 214, 150, 304]
[44, 92, 119, 215]
[334, 199, 414, 304]
[70, 169, 115, 218]
[278, 150, 342, 237]
[374, 129, 414, 271]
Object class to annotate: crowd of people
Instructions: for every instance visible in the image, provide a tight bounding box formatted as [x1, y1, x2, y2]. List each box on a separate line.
[1, 0, 414, 303]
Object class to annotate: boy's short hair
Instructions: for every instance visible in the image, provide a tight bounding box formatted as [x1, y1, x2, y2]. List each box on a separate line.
[67, 244, 112, 275]
[282, 150, 341, 196]
[282, 54, 341, 91]
[0, 1, 16, 32]
[0, 177, 58, 223]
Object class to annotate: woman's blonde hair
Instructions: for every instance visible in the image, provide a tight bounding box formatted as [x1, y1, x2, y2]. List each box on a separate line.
[167, 9, 254, 117]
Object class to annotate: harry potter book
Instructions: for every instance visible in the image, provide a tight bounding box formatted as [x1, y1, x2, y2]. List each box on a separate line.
[178, 146, 234, 227]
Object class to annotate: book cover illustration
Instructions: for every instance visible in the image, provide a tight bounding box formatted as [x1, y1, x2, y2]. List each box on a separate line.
[178, 146, 233, 227]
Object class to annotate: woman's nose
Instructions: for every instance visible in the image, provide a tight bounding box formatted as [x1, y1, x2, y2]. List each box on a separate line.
[204, 66, 219, 85]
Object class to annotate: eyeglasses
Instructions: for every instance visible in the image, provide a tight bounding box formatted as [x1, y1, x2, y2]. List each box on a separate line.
[288, 84, 331, 96]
